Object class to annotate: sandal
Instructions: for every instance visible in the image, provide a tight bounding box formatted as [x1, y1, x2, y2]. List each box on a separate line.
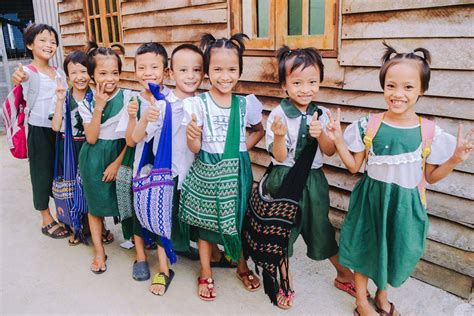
[41, 221, 69, 239]
[68, 235, 81, 246]
[277, 287, 295, 310]
[210, 251, 237, 268]
[102, 230, 114, 244]
[176, 246, 200, 261]
[236, 270, 261, 292]
[133, 261, 150, 281]
[91, 255, 108, 274]
[197, 277, 217, 301]
[375, 302, 399, 316]
[334, 279, 371, 298]
[150, 269, 175, 296]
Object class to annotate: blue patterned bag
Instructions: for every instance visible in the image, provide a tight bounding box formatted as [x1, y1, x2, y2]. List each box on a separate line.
[132, 83, 176, 263]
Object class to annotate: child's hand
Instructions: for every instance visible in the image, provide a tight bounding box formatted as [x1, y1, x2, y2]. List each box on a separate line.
[55, 77, 66, 102]
[451, 124, 474, 163]
[102, 161, 120, 182]
[12, 63, 28, 86]
[271, 115, 287, 137]
[326, 108, 344, 143]
[144, 96, 160, 122]
[187, 113, 202, 140]
[94, 82, 109, 109]
[309, 112, 323, 138]
[128, 96, 139, 118]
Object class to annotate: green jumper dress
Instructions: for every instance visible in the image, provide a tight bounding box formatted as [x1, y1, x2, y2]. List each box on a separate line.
[339, 118, 433, 289]
[78, 90, 126, 217]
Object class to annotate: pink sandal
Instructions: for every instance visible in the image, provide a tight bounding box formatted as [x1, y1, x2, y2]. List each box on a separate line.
[277, 287, 295, 310]
[197, 277, 217, 301]
[334, 279, 370, 298]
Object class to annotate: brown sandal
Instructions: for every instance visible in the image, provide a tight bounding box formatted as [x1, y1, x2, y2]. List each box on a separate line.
[236, 270, 261, 292]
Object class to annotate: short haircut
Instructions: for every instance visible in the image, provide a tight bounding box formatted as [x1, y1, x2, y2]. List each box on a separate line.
[276, 45, 324, 85]
[63, 50, 88, 77]
[135, 42, 168, 69]
[200, 33, 248, 76]
[379, 42, 432, 93]
[85, 41, 122, 80]
[170, 43, 203, 70]
[24, 23, 59, 58]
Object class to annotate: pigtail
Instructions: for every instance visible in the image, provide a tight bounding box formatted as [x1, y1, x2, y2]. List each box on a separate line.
[200, 33, 216, 52]
[381, 41, 398, 64]
[413, 47, 431, 64]
[229, 32, 249, 54]
[276, 45, 291, 64]
[111, 43, 125, 56]
[86, 41, 99, 55]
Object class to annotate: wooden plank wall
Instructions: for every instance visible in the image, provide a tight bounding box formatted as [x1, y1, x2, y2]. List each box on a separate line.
[56, 0, 473, 299]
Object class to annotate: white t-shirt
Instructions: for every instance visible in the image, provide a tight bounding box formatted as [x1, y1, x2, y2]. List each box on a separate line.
[21, 66, 67, 128]
[181, 92, 263, 154]
[266, 104, 330, 169]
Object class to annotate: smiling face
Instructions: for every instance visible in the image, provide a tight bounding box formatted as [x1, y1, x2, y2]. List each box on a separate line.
[93, 55, 120, 94]
[282, 62, 321, 112]
[135, 52, 167, 91]
[27, 30, 57, 61]
[383, 61, 423, 116]
[170, 49, 204, 99]
[208, 47, 240, 98]
[67, 62, 90, 92]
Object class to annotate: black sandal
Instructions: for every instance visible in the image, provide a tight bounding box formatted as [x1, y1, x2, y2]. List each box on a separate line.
[210, 251, 237, 268]
[150, 269, 175, 296]
[41, 221, 69, 239]
[102, 230, 114, 244]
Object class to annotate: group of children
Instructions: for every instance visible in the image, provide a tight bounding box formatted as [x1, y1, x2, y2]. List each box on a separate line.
[10, 23, 473, 315]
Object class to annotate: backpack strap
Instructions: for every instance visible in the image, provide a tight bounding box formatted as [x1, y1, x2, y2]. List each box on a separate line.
[24, 64, 40, 115]
[418, 117, 435, 208]
[363, 112, 385, 158]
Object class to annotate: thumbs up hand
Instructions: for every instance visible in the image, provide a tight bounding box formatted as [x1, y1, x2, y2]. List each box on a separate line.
[145, 95, 161, 122]
[186, 113, 202, 140]
[127, 96, 139, 119]
[12, 63, 29, 86]
[271, 115, 288, 137]
[309, 111, 323, 139]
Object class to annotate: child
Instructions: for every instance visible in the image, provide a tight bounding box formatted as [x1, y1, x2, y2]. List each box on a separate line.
[128, 43, 204, 295]
[328, 43, 473, 316]
[78, 42, 130, 274]
[50, 50, 92, 245]
[11, 24, 69, 239]
[264, 46, 355, 309]
[180, 33, 265, 301]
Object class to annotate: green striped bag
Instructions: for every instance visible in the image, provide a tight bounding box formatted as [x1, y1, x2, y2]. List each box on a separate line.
[179, 94, 241, 261]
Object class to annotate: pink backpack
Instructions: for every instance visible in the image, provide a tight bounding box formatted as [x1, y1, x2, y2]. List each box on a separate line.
[2, 65, 41, 159]
[363, 112, 435, 208]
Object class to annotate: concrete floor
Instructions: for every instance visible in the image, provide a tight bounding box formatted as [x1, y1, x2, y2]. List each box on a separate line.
[0, 135, 472, 315]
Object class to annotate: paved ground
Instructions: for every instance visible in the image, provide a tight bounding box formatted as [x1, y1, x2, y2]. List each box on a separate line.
[0, 135, 472, 315]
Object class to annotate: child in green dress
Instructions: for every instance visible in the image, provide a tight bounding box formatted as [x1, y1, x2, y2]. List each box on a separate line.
[78, 42, 131, 274]
[264, 46, 355, 309]
[328, 43, 473, 316]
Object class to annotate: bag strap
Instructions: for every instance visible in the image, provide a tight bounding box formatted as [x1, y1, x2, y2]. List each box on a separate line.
[24, 64, 40, 114]
[274, 108, 322, 201]
[223, 95, 241, 160]
[63, 91, 77, 180]
[363, 112, 385, 158]
[153, 95, 172, 169]
[418, 117, 435, 208]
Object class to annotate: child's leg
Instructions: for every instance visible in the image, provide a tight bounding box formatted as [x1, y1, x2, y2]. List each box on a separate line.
[88, 213, 106, 271]
[134, 235, 147, 262]
[329, 254, 354, 283]
[150, 245, 171, 295]
[374, 288, 400, 316]
[354, 272, 378, 316]
[198, 239, 216, 299]
[40, 208, 69, 237]
[277, 259, 294, 308]
[236, 253, 260, 291]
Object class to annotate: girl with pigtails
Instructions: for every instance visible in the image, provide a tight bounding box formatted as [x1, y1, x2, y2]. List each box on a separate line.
[329, 43, 473, 316]
[179, 33, 265, 301]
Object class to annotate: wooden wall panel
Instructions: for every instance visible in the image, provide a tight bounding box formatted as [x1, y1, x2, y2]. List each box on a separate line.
[342, 0, 473, 14]
[121, 0, 226, 15]
[342, 6, 473, 39]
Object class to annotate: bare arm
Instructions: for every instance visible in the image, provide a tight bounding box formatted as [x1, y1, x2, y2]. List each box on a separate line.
[270, 116, 288, 163]
[425, 125, 473, 184]
[125, 96, 139, 147]
[102, 145, 127, 182]
[51, 78, 66, 132]
[246, 122, 265, 151]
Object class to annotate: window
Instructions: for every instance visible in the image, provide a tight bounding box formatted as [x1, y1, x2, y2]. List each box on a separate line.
[84, 0, 122, 46]
[231, 0, 338, 54]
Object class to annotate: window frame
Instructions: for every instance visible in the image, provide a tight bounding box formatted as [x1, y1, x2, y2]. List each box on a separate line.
[84, 0, 123, 46]
[231, 0, 339, 57]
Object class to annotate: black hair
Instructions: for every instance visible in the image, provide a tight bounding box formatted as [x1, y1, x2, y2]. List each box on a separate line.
[170, 43, 203, 70]
[200, 33, 248, 76]
[85, 41, 122, 80]
[276, 45, 324, 85]
[111, 43, 125, 55]
[24, 23, 59, 58]
[135, 42, 168, 69]
[63, 50, 88, 77]
[379, 42, 432, 93]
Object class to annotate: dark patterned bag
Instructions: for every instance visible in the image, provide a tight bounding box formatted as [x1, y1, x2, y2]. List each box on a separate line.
[243, 109, 321, 306]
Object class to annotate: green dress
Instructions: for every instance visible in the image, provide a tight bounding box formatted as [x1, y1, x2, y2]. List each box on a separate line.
[78, 89, 126, 217]
[338, 118, 455, 289]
